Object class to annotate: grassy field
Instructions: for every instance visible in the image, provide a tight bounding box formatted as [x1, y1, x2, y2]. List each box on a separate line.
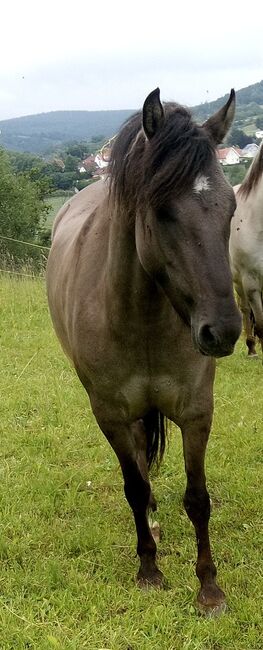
[0, 275, 262, 649]
[46, 195, 73, 228]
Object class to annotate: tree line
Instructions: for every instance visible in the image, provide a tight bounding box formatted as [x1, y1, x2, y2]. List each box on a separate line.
[7, 138, 104, 192]
[0, 138, 108, 268]
[0, 129, 253, 270]
[0, 147, 51, 268]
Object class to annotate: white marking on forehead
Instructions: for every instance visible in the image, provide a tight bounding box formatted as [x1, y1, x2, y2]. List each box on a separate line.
[193, 175, 210, 194]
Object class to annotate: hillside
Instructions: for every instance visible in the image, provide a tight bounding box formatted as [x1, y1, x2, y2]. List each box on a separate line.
[0, 109, 134, 154]
[1, 79, 263, 154]
[192, 79, 263, 121]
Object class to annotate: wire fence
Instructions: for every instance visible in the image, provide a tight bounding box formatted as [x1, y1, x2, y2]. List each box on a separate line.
[0, 233, 50, 278]
[0, 268, 39, 279]
[0, 234, 50, 251]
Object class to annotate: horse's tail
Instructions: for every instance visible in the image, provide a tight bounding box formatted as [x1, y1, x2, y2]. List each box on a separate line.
[143, 409, 167, 470]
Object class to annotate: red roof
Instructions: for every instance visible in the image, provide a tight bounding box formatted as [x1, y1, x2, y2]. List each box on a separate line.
[83, 155, 95, 165]
[81, 155, 97, 172]
[217, 147, 243, 160]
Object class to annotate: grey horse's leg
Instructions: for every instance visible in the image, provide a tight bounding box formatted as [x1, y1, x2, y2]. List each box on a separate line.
[181, 415, 226, 614]
[97, 417, 164, 587]
[237, 291, 257, 356]
[248, 290, 263, 361]
[243, 307, 257, 357]
[132, 420, 157, 512]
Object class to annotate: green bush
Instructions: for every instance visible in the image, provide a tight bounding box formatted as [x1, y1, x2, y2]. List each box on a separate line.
[0, 148, 50, 269]
[222, 162, 250, 186]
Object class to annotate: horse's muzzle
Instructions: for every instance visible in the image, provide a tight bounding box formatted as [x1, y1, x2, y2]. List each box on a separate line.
[195, 315, 242, 358]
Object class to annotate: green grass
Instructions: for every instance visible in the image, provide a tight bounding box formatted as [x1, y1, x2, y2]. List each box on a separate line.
[242, 123, 257, 136]
[46, 195, 72, 228]
[0, 275, 262, 649]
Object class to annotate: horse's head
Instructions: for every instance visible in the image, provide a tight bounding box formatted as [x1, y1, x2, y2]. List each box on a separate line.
[135, 88, 241, 357]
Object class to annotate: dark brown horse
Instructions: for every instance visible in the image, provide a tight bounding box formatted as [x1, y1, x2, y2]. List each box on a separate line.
[47, 88, 241, 615]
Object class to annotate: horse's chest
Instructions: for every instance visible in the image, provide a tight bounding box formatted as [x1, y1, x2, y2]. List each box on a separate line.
[77, 320, 210, 424]
[77, 305, 198, 420]
[119, 372, 182, 420]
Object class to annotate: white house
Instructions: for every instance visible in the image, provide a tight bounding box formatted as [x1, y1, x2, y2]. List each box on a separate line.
[94, 148, 111, 169]
[241, 143, 259, 158]
[217, 147, 243, 165]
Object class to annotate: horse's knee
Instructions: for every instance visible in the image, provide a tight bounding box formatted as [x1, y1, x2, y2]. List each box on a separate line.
[255, 323, 263, 339]
[246, 336, 257, 356]
[183, 486, 210, 526]
[149, 491, 157, 512]
[124, 468, 151, 513]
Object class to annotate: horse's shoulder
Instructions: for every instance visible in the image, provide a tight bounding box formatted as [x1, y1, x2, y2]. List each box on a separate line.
[52, 179, 109, 240]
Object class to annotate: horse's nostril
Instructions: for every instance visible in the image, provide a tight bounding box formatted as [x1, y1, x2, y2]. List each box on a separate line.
[197, 320, 239, 357]
[199, 324, 217, 348]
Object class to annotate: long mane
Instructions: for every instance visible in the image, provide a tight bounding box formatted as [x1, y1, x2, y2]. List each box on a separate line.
[238, 141, 263, 198]
[109, 103, 214, 218]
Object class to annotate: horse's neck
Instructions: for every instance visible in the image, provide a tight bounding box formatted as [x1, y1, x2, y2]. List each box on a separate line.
[240, 176, 263, 229]
[105, 206, 158, 321]
[254, 175, 263, 206]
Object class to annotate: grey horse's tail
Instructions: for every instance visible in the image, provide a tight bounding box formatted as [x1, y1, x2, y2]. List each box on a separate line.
[143, 409, 167, 470]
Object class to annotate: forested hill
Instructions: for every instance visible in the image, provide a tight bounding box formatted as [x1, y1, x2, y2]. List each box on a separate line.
[0, 109, 134, 154]
[192, 79, 263, 121]
[1, 79, 263, 154]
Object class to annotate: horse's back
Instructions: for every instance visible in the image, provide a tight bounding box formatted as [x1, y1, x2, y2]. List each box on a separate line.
[47, 179, 109, 358]
[52, 179, 108, 240]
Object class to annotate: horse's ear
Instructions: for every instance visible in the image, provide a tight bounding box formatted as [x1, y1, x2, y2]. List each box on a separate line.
[143, 88, 164, 139]
[203, 89, 236, 145]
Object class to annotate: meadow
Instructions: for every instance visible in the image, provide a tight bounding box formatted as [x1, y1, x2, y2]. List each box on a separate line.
[0, 275, 262, 649]
[46, 196, 73, 228]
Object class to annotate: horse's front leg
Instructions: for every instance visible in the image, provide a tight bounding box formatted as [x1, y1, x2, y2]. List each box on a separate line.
[248, 290, 263, 361]
[95, 416, 164, 588]
[243, 307, 257, 357]
[181, 415, 226, 615]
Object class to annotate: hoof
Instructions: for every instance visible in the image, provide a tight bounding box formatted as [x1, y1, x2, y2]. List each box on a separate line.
[137, 568, 165, 589]
[197, 585, 227, 618]
[198, 599, 227, 618]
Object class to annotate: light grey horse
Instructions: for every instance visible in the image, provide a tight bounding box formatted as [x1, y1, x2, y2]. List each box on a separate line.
[230, 142, 263, 358]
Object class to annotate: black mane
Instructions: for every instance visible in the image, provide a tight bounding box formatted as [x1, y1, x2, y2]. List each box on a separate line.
[109, 102, 214, 216]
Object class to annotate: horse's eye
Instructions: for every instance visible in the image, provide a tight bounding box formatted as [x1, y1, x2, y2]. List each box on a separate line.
[156, 206, 176, 222]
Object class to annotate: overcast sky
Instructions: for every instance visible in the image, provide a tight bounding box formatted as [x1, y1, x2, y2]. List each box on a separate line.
[1, 0, 262, 120]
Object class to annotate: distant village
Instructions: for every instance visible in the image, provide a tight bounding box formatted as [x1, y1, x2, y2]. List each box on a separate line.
[77, 132, 263, 183]
[217, 140, 262, 165]
[78, 145, 111, 179]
